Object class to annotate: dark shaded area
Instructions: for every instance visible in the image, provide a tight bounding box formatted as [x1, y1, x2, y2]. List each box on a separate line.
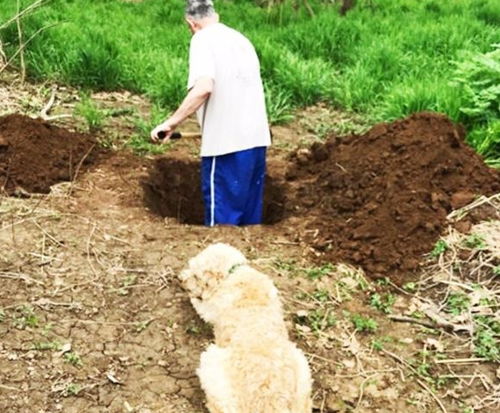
[141, 157, 286, 225]
[0, 114, 100, 195]
[340, 0, 356, 15]
[286, 112, 500, 282]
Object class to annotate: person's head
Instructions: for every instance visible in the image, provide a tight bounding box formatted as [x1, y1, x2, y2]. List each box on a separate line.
[185, 0, 219, 34]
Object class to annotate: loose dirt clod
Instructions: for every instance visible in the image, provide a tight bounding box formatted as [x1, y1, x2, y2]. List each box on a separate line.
[287, 112, 500, 282]
[0, 114, 99, 195]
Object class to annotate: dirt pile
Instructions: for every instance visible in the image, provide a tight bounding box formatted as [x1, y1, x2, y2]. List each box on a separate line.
[0, 114, 99, 195]
[287, 112, 500, 281]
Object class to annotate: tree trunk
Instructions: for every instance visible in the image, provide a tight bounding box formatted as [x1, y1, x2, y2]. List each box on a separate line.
[340, 0, 356, 16]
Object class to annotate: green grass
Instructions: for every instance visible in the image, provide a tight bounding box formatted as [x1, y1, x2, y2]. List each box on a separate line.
[1, 0, 499, 161]
[74, 93, 106, 131]
[351, 313, 378, 333]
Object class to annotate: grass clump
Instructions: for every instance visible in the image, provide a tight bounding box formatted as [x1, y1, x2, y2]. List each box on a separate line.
[473, 315, 499, 361]
[63, 351, 83, 367]
[304, 263, 335, 280]
[369, 292, 395, 314]
[75, 93, 106, 131]
[63, 383, 81, 397]
[13, 305, 39, 329]
[295, 308, 336, 335]
[351, 313, 378, 333]
[32, 341, 62, 351]
[445, 292, 471, 316]
[431, 239, 449, 258]
[463, 233, 487, 250]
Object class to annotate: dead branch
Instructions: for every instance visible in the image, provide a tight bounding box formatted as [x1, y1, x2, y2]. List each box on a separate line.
[0, 23, 58, 76]
[0, 39, 6, 67]
[435, 357, 489, 364]
[0, 0, 46, 31]
[16, 0, 26, 82]
[388, 314, 444, 330]
[40, 86, 57, 119]
[381, 348, 448, 413]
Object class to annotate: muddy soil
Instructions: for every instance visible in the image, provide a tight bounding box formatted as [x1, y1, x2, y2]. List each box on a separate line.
[286, 112, 500, 282]
[0, 114, 101, 195]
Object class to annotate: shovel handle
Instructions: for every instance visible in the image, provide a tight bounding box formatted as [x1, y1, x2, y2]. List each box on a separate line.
[157, 131, 200, 140]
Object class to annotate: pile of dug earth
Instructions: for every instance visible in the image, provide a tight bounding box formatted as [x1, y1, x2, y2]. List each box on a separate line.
[287, 112, 500, 283]
[0, 114, 99, 195]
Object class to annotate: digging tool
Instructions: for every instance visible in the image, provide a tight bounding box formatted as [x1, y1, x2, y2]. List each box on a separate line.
[157, 131, 201, 140]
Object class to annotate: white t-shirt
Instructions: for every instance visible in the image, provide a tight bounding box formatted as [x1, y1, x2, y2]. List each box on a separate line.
[187, 23, 271, 157]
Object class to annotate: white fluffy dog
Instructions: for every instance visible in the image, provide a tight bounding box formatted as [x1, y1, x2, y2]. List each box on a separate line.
[179, 243, 312, 413]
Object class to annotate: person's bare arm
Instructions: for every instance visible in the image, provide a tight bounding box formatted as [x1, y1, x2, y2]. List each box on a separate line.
[151, 77, 213, 143]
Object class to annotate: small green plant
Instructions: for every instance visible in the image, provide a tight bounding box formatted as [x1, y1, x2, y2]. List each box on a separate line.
[446, 293, 471, 316]
[463, 233, 487, 250]
[64, 352, 83, 367]
[410, 310, 425, 319]
[415, 361, 432, 378]
[311, 289, 331, 302]
[375, 277, 390, 286]
[411, 349, 434, 380]
[369, 293, 396, 314]
[304, 263, 334, 280]
[295, 309, 336, 334]
[134, 319, 152, 333]
[64, 383, 81, 397]
[473, 316, 499, 361]
[403, 282, 417, 293]
[186, 321, 211, 336]
[116, 274, 137, 296]
[273, 258, 299, 276]
[13, 306, 39, 329]
[127, 134, 171, 155]
[41, 323, 54, 337]
[129, 105, 172, 155]
[431, 239, 448, 257]
[32, 341, 61, 351]
[75, 93, 106, 131]
[351, 314, 378, 333]
[371, 336, 392, 351]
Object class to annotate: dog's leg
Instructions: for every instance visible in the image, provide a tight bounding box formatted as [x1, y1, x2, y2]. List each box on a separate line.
[191, 297, 217, 323]
[197, 344, 237, 413]
[291, 347, 313, 413]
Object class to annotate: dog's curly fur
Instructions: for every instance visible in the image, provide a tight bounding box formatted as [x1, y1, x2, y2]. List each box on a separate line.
[179, 243, 313, 413]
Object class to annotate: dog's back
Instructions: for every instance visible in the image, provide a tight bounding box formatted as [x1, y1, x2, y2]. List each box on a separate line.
[198, 340, 312, 413]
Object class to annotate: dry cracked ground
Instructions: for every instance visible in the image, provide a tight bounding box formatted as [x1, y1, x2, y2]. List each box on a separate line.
[1, 74, 499, 413]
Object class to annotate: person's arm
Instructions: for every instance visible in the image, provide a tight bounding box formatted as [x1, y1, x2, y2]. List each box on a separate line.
[151, 77, 213, 143]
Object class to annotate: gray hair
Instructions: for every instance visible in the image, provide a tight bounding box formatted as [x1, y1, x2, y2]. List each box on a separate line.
[186, 0, 215, 20]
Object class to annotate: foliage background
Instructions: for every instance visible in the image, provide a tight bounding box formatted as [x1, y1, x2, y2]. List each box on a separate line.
[0, 0, 499, 162]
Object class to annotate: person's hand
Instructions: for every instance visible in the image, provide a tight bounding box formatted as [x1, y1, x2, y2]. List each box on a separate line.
[151, 121, 176, 144]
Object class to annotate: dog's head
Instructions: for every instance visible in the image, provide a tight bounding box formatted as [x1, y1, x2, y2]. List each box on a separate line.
[179, 243, 247, 300]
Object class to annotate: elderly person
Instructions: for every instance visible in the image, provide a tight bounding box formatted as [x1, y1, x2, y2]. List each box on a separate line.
[151, 0, 271, 226]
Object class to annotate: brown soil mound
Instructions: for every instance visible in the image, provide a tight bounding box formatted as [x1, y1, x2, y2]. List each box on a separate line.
[0, 114, 99, 195]
[287, 112, 500, 282]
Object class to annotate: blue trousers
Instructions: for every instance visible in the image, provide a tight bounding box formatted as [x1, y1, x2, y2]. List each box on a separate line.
[201, 147, 267, 226]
